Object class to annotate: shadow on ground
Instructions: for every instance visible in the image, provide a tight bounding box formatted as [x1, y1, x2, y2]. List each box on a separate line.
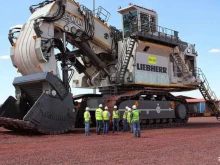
[0, 119, 219, 136]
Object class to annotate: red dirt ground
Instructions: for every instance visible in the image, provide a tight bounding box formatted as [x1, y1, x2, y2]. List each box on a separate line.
[0, 117, 220, 165]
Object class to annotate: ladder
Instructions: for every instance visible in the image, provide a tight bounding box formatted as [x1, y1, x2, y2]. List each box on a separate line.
[171, 48, 192, 80]
[195, 68, 220, 119]
[117, 37, 136, 83]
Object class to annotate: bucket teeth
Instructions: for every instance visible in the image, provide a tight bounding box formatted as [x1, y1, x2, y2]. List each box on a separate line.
[0, 117, 73, 134]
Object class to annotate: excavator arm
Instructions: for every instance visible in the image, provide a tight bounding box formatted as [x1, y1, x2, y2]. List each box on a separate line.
[9, 0, 121, 87]
[0, 0, 122, 134]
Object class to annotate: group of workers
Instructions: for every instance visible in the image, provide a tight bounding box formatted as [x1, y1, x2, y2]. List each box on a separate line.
[83, 104, 141, 138]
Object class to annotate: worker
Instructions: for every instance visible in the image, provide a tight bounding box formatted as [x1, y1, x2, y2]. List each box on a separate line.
[95, 104, 103, 135]
[131, 105, 141, 138]
[112, 105, 120, 133]
[127, 107, 133, 133]
[103, 106, 111, 134]
[122, 106, 129, 132]
[84, 107, 91, 136]
[130, 107, 134, 133]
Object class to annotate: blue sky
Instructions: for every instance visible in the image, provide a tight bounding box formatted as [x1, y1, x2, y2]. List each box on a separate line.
[0, 0, 220, 103]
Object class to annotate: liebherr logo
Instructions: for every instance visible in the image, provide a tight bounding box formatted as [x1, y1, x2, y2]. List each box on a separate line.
[62, 12, 83, 27]
[136, 63, 167, 73]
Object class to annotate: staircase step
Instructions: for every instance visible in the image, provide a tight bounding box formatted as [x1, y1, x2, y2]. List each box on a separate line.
[118, 38, 136, 82]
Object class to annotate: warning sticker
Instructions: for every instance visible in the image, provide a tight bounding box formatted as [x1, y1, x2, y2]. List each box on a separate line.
[148, 56, 156, 65]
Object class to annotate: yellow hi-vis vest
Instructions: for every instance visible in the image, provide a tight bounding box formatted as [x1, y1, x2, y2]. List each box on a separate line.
[103, 110, 109, 120]
[113, 110, 119, 119]
[127, 111, 131, 123]
[132, 109, 140, 121]
[123, 110, 128, 119]
[84, 111, 90, 122]
[95, 108, 103, 120]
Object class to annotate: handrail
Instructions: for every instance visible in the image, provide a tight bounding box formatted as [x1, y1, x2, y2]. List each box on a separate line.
[116, 38, 128, 70]
[128, 20, 179, 38]
[172, 47, 192, 77]
[194, 67, 218, 101]
[116, 37, 131, 70]
[93, 6, 110, 22]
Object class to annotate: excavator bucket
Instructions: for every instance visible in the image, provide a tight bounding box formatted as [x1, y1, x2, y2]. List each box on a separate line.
[0, 72, 77, 134]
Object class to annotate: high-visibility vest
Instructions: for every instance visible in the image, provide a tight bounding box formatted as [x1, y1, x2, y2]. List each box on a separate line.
[113, 110, 119, 119]
[84, 111, 90, 121]
[95, 108, 103, 120]
[132, 110, 140, 121]
[103, 110, 109, 120]
[127, 111, 131, 123]
[123, 110, 128, 119]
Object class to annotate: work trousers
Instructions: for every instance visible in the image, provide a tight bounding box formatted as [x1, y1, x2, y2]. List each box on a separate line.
[132, 120, 141, 137]
[103, 120, 109, 134]
[84, 121, 90, 135]
[123, 119, 128, 132]
[96, 120, 103, 135]
[112, 118, 119, 132]
[128, 122, 133, 132]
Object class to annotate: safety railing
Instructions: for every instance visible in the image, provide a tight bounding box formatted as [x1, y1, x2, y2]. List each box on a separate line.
[125, 21, 179, 44]
[116, 38, 129, 70]
[193, 67, 218, 101]
[94, 6, 110, 22]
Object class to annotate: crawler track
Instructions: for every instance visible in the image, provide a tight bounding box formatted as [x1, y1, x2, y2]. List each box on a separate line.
[104, 89, 189, 129]
[0, 90, 189, 134]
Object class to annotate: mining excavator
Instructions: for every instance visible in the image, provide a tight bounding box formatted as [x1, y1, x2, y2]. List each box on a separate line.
[0, 0, 219, 134]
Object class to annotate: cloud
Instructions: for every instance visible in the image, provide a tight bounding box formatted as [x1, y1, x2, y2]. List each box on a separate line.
[209, 49, 220, 53]
[0, 55, 10, 59]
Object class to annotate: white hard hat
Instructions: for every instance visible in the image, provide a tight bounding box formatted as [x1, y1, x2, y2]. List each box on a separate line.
[132, 105, 137, 109]
[99, 104, 103, 108]
[114, 105, 117, 109]
[125, 106, 128, 109]
[128, 108, 131, 111]
[105, 106, 108, 110]
[86, 107, 89, 111]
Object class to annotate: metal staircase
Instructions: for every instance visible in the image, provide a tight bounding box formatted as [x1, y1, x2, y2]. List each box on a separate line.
[171, 48, 192, 80]
[117, 37, 136, 83]
[194, 68, 220, 119]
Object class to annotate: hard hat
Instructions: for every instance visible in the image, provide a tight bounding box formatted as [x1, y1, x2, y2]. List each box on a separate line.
[132, 105, 137, 109]
[128, 108, 131, 111]
[99, 104, 103, 108]
[125, 106, 128, 109]
[114, 105, 117, 109]
[86, 107, 89, 111]
[105, 106, 108, 110]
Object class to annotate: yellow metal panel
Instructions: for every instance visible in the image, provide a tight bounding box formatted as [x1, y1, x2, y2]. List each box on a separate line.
[148, 55, 157, 65]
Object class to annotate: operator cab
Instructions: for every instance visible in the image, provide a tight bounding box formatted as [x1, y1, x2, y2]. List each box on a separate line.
[117, 3, 179, 47]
